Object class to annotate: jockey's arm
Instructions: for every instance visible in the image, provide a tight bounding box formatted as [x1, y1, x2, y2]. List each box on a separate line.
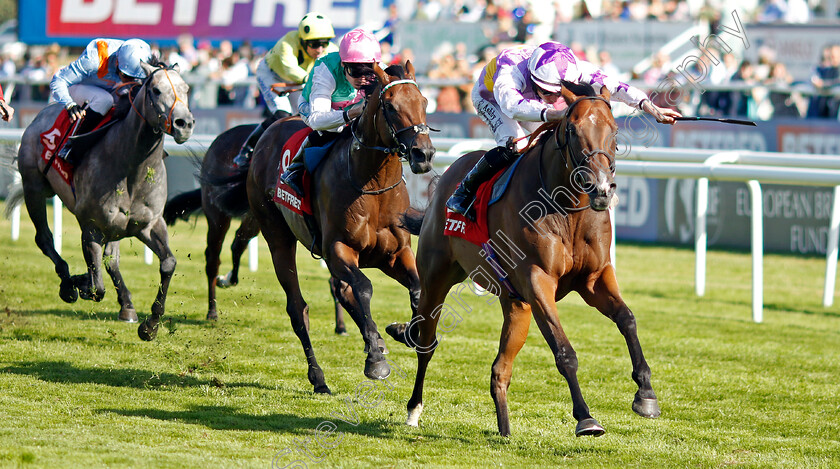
[301, 65, 345, 131]
[493, 66, 549, 122]
[576, 61, 680, 124]
[49, 43, 100, 108]
[266, 35, 309, 85]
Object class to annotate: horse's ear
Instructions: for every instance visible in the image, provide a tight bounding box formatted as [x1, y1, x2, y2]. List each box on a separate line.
[560, 84, 577, 106]
[374, 63, 389, 86]
[599, 84, 611, 102]
[406, 60, 416, 80]
[140, 61, 155, 77]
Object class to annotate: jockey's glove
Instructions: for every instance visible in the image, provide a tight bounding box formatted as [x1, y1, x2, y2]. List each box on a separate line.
[66, 103, 84, 122]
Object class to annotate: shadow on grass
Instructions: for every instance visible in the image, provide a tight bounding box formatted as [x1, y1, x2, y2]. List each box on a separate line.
[763, 302, 840, 319]
[10, 307, 209, 326]
[97, 405, 467, 443]
[2, 360, 272, 391]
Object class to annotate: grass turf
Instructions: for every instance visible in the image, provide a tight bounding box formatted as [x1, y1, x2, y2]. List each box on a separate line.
[0, 202, 838, 468]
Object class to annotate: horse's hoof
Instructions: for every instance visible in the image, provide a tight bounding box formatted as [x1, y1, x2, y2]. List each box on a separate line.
[206, 311, 219, 321]
[137, 320, 158, 341]
[216, 273, 235, 288]
[335, 327, 348, 336]
[632, 396, 661, 418]
[59, 279, 78, 303]
[406, 403, 423, 427]
[385, 322, 408, 345]
[119, 308, 138, 323]
[575, 418, 605, 437]
[314, 384, 332, 395]
[364, 358, 391, 380]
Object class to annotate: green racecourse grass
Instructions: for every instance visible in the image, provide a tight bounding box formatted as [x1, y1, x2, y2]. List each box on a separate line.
[0, 201, 838, 468]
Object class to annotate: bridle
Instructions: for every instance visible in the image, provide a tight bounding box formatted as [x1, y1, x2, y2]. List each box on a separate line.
[127, 65, 185, 135]
[349, 78, 438, 195]
[350, 79, 438, 159]
[537, 94, 615, 212]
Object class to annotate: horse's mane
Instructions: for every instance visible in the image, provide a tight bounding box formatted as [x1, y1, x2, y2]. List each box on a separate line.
[560, 80, 597, 97]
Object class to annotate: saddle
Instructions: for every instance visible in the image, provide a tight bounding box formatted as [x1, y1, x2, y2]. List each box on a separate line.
[40, 107, 118, 183]
[443, 155, 525, 246]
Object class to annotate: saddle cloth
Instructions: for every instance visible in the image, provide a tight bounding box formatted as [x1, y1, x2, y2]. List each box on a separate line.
[272, 127, 341, 215]
[39, 108, 116, 186]
[443, 155, 525, 246]
[273, 127, 314, 215]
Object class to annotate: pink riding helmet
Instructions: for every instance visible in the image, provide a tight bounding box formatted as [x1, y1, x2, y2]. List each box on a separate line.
[339, 28, 382, 63]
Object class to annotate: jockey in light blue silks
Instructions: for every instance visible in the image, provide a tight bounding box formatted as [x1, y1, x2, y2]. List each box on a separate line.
[49, 38, 152, 161]
[446, 41, 682, 220]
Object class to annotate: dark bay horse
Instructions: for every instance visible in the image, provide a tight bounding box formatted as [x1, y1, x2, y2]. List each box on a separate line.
[10, 62, 194, 340]
[210, 63, 435, 394]
[163, 123, 347, 332]
[387, 81, 659, 436]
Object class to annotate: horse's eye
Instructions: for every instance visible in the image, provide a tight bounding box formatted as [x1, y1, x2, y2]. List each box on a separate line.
[153, 88, 162, 96]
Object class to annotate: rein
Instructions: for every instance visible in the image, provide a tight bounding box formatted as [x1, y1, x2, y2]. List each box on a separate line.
[127, 65, 183, 135]
[534, 95, 614, 213]
[348, 78, 436, 195]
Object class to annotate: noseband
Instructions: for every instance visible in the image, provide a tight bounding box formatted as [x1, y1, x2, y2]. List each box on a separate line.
[351, 79, 438, 160]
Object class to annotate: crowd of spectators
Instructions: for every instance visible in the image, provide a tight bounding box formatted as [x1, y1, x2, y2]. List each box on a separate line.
[1, 0, 839, 120]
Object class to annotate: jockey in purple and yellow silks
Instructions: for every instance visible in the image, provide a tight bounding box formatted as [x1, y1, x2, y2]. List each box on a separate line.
[49, 38, 152, 161]
[446, 41, 681, 220]
[233, 12, 339, 167]
[278, 28, 382, 195]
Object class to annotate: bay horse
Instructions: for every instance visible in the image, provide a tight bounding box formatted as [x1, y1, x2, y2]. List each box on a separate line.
[163, 123, 347, 333]
[10, 61, 194, 341]
[209, 63, 435, 393]
[387, 81, 659, 436]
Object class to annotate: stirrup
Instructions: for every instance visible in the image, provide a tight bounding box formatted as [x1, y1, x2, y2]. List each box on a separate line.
[233, 148, 251, 168]
[280, 169, 303, 195]
[446, 192, 477, 221]
[57, 144, 72, 162]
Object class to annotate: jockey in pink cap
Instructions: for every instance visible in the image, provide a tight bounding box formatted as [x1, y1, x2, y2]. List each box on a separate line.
[279, 27, 382, 195]
[446, 41, 681, 220]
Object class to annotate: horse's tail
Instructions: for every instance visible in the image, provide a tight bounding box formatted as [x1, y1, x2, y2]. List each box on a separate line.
[163, 188, 202, 225]
[201, 165, 250, 218]
[400, 207, 426, 236]
[3, 182, 23, 220]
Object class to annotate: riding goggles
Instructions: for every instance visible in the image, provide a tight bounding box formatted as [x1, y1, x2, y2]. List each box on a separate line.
[344, 63, 376, 79]
[304, 39, 331, 49]
[534, 83, 563, 98]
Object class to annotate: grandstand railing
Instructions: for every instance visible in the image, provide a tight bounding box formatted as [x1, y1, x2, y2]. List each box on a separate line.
[4, 129, 839, 322]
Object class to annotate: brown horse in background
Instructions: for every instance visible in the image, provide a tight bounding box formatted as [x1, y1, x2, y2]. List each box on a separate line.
[208, 63, 435, 394]
[163, 123, 347, 333]
[388, 81, 659, 436]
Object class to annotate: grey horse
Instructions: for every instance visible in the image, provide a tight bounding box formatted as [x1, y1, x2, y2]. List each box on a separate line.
[9, 62, 194, 341]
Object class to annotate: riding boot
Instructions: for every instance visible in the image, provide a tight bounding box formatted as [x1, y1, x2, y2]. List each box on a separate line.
[57, 111, 105, 162]
[233, 120, 269, 168]
[279, 135, 311, 195]
[445, 145, 518, 221]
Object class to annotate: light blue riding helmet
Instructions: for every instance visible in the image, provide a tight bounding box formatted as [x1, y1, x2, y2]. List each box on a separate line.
[117, 38, 152, 79]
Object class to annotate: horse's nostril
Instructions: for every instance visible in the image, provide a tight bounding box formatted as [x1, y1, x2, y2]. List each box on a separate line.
[174, 119, 187, 129]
